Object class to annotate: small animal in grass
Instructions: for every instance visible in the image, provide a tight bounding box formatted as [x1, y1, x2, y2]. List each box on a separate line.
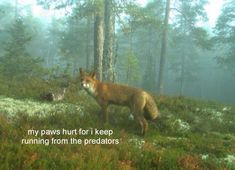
[40, 88, 66, 102]
[79, 68, 160, 136]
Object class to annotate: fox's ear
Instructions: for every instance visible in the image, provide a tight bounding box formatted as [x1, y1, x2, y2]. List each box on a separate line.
[90, 71, 96, 79]
[79, 68, 84, 76]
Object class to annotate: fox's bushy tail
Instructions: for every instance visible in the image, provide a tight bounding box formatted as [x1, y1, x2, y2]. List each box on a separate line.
[144, 94, 159, 120]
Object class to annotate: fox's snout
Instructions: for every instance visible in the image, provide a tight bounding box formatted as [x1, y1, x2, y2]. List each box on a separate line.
[80, 81, 96, 95]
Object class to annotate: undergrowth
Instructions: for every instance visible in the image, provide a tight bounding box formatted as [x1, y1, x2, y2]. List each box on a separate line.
[0, 80, 235, 170]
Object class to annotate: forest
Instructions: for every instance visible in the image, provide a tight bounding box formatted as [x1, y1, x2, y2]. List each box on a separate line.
[0, 0, 235, 169]
[0, 0, 234, 103]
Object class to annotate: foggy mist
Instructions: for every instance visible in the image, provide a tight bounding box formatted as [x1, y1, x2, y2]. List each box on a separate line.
[1, 1, 235, 169]
[0, 0, 234, 104]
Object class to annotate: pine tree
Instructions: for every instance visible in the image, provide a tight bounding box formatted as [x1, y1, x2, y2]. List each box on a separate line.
[214, 0, 235, 70]
[0, 18, 42, 79]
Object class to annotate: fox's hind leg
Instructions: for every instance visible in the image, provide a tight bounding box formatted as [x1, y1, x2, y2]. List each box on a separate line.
[135, 115, 148, 136]
[131, 94, 148, 135]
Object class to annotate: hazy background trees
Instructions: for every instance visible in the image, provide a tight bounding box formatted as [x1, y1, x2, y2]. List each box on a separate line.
[0, 0, 234, 104]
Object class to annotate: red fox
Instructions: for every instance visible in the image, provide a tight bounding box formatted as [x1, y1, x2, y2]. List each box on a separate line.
[79, 68, 159, 135]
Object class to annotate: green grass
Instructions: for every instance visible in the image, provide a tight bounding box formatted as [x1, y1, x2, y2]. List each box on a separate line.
[0, 80, 235, 169]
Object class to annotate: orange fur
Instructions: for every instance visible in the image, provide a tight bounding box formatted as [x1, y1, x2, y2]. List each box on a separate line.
[79, 68, 159, 135]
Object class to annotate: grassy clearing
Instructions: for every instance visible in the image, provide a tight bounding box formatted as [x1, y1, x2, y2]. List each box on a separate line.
[0, 84, 235, 169]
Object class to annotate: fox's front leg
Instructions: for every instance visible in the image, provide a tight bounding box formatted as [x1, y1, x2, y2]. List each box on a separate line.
[98, 101, 108, 123]
[101, 105, 108, 122]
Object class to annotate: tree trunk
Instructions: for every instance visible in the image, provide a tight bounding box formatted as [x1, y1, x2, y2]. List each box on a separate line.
[103, 0, 115, 81]
[86, 18, 91, 70]
[94, 11, 104, 80]
[157, 0, 171, 94]
[15, 0, 18, 20]
[180, 54, 185, 95]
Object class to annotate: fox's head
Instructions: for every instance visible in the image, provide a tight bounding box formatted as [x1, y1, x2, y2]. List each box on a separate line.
[79, 68, 97, 96]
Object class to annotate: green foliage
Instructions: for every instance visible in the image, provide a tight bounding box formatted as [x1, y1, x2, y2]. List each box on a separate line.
[122, 50, 140, 85]
[0, 2, 14, 53]
[59, 17, 88, 71]
[214, 0, 235, 69]
[168, 0, 211, 94]
[117, 0, 163, 90]
[215, 1, 235, 41]
[191, 27, 212, 50]
[0, 18, 44, 79]
[174, 0, 208, 27]
[123, 1, 163, 31]
[0, 77, 47, 99]
[155, 95, 235, 135]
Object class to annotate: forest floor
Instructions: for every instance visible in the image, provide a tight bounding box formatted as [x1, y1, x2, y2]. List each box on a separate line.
[0, 89, 235, 169]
